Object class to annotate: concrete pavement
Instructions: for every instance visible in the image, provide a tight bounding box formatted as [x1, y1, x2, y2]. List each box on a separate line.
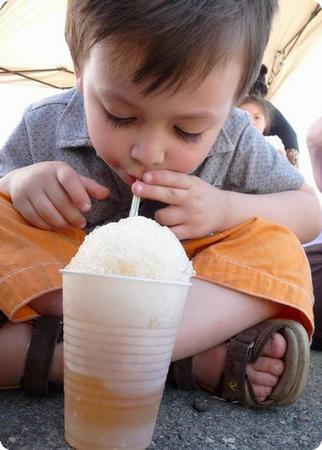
[0, 350, 321, 450]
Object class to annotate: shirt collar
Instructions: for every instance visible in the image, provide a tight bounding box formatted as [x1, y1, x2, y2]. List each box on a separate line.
[207, 109, 237, 157]
[56, 89, 92, 149]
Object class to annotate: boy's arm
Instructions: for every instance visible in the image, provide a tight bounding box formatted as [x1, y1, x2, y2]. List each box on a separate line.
[221, 182, 322, 244]
[307, 116, 322, 192]
[133, 171, 321, 244]
[221, 117, 321, 242]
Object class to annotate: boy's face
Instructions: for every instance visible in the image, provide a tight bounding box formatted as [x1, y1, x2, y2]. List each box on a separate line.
[239, 102, 266, 134]
[77, 43, 242, 185]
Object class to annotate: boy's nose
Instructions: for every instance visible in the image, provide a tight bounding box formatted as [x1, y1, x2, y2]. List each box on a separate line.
[130, 142, 165, 167]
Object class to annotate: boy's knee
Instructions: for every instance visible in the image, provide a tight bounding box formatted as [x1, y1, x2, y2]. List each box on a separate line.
[29, 289, 63, 317]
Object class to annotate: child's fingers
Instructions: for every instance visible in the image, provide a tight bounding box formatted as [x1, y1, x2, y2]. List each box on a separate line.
[30, 194, 73, 229]
[167, 224, 188, 240]
[44, 184, 87, 228]
[80, 176, 110, 200]
[132, 181, 186, 206]
[143, 170, 191, 189]
[154, 206, 185, 227]
[169, 223, 204, 240]
[14, 198, 55, 230]
[56, 165, 92, 212]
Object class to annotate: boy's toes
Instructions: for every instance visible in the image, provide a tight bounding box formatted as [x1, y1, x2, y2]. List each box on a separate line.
[245, 332, 287, 403]
[252, 384, 274, 403]
[249, 355, 284, 376]
[263, 332, 287, 358]
[247, 365, 279, 387]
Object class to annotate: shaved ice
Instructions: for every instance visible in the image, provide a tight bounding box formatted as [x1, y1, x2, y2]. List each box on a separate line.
[66, 216, 194, 283]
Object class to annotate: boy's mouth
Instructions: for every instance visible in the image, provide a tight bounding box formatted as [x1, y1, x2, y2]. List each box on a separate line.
[127, 174, 138, 185]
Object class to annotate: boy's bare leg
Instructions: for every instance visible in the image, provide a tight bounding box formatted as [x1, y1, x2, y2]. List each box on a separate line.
[0, 290, 63, 387]
[172, 278, 287, 402]
[0, 281, 287, 402]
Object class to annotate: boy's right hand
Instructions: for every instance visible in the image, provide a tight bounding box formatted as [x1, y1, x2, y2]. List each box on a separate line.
[0, 161, 109, 230]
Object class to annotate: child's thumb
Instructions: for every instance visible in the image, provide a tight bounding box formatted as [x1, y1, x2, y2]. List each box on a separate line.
[80, 176, 110, 200]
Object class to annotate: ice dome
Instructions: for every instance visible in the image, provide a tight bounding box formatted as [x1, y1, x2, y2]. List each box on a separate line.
[66, 216, 194, 283]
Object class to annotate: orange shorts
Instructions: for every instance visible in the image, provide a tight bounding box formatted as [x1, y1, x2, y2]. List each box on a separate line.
[0, 193, 314, 338]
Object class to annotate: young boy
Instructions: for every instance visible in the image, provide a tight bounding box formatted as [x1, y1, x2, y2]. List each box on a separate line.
[0, 1, 321, 408]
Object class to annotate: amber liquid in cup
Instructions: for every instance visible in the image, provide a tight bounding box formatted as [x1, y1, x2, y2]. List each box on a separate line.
[64, 370, 163, 450]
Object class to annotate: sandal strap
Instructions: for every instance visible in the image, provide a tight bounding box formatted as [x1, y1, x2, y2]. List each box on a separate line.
[23, 317, 63, 395]
[170, 357, 197, 390]
[222, 328, 258, 403]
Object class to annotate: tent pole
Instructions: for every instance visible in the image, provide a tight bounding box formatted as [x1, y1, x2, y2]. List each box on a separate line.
[0, 67, 73, 89]
[268, 4, 321, 87]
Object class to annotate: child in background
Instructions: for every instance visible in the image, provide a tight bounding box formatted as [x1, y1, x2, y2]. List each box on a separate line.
[0, 0, 321, 408]
[249, 64, 300, 167]
[239, 95, 288, 159]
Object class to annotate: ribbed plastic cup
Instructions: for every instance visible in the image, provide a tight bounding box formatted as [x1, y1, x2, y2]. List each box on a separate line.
[62, 270, 190, 450]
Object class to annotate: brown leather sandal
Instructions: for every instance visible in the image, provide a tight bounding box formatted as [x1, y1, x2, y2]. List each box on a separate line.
[23, 317, 63, 395]
[0, 311, 63, 395]
[170, 319, 310, 409]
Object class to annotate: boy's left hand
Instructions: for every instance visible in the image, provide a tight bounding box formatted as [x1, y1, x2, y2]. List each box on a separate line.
[132, 170, 225, 240]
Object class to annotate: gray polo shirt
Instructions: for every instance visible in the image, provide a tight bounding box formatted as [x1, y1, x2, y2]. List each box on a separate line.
[0, 89, 304, 233]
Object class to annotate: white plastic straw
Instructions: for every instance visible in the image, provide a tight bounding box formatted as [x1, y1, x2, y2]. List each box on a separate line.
[129, 194, 141, 217]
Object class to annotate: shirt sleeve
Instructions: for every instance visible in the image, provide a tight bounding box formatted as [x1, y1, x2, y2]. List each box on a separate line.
[269, 104, 299, 150]
[0, 106, 34, 178]
[224, 122, 304, 194]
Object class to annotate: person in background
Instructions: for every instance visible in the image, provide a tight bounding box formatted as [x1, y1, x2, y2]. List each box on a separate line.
[250, 64, 299, 167]
[305, 116, 322, 350]
[239, 95, 287, 159]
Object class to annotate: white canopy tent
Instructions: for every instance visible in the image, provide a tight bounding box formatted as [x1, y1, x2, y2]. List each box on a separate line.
[0, 0, 74, 88]
[263, 0, 322, 98]
[0, 0, 321, 96]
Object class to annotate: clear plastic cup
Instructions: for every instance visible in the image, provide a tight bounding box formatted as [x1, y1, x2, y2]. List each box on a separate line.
[62, 270, 190, 450]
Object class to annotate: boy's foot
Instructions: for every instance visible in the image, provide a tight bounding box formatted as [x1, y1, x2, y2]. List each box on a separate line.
[170, 319, 309, 408]
[192, 332, 286, 402]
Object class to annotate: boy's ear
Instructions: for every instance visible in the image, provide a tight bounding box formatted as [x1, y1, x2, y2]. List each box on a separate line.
[75, 68, 83, 93]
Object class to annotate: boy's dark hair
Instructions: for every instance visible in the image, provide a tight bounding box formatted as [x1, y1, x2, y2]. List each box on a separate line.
[65, 1, 278, 100]
[239, 94, 272, 134]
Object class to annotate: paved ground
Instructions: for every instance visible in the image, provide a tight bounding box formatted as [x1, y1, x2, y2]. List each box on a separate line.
[0, 350, 321, 450]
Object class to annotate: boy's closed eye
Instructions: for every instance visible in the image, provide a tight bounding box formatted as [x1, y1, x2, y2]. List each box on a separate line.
[174, 127, 203, 143]
[106, 111, 136, 127]
[105, 111, 203, 143]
